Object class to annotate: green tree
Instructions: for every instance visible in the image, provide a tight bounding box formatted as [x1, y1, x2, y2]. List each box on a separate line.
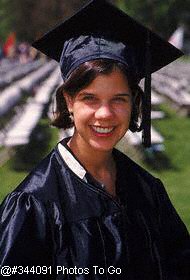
[0, 0, 15, 43]
[0, 0, 89, 42]
[0, 0, 189, 43]
[117, 0, 190, 39]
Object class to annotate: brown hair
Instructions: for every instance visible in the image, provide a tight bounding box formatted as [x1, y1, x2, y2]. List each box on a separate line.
[51, 59, 142, 132]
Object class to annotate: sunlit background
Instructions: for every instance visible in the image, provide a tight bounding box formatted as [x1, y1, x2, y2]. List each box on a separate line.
[0, 0, 190, 230]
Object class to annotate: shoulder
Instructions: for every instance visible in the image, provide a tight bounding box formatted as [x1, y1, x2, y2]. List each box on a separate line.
[114, 148, 159, 186]
[0, 191, 46, 220]
[114, 148, 172, 217]
[0, 190, 54, 267]
[2, 146, 66, 205]
[0, 146, 66, 246]
[113, 148, 167, 210]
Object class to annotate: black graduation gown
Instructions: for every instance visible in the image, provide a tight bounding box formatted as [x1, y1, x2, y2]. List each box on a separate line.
[0, 143, 190, 280]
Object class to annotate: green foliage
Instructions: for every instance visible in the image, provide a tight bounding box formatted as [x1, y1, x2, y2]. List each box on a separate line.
[117, 0, 190, 38]
[0, 0, 190, 42]
[0, 0, 15, 42]
[0, 0, 88, 43]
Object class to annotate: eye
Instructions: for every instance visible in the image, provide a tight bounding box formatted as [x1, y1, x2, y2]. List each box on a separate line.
[81, 94, 97, 102]
[83, 95, 94, 100]
[112, 96, 129, 103]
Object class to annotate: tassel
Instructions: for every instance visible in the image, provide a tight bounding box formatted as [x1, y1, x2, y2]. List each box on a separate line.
[142, 30, 151, 147]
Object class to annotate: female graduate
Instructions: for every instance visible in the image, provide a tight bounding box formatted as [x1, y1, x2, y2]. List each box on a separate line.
[0, 0, 190, 279]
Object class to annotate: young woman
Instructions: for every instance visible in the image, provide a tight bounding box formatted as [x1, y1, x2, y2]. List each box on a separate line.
[0, 0, 189, 279]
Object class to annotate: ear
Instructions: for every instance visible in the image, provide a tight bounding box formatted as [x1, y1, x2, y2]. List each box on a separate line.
[63, 92, 74, 113]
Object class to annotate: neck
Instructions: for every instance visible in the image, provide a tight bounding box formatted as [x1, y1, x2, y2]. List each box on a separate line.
[67, 133, 117, 196]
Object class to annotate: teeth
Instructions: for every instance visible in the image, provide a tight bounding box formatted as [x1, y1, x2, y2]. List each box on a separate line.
[92, 126, 114, 133]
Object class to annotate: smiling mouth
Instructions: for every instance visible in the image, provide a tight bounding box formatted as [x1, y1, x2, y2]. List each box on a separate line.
[91, 126, 115, 134]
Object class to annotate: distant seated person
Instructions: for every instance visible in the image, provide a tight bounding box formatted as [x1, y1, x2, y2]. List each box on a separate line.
[0, 46, 4, 60]
[18, 42, 30, 63]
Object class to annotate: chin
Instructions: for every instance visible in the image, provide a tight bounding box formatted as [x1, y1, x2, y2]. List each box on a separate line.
[88, 138, 118, 152]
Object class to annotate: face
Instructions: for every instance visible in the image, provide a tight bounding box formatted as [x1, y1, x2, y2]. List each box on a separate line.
[64, 68, 132, 153]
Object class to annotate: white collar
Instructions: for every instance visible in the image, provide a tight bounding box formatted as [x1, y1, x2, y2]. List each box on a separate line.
[58, 142, 87, 181]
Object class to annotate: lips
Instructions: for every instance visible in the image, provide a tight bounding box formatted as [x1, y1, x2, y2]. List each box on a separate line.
[91, 126, 115, 134]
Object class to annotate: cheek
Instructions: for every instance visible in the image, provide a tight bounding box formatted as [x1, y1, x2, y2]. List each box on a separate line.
[116, 106, 132, 120]
[73, 104, 94, 121]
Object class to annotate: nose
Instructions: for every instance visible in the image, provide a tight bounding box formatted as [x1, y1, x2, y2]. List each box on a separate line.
[95, 103, 114, 119]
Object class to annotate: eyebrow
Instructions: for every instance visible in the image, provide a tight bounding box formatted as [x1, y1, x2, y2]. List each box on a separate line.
[79, 92, 94, 95]
[78, 92, 131, 97]
[114, 93, 131, 97]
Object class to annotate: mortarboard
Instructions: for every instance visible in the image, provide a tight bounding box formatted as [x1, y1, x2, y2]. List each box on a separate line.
[32, 0, 183, 147]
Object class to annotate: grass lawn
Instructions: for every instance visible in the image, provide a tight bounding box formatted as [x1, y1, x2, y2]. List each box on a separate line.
[0, 106, 190, 232]
[146, 104, 190, 230]
[0, 162, 28, 202]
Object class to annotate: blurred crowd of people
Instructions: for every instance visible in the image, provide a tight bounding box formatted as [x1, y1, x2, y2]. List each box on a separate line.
[0, 33, 44, 64]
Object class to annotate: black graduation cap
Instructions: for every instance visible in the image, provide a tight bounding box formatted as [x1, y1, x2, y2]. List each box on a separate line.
[32, 0, 183, 147]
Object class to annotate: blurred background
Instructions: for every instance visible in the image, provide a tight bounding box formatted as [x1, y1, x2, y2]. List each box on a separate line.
[0, 0, 190, 230]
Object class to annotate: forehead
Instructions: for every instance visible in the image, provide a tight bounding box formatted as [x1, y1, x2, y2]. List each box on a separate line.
[79, 68, 131, 94]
